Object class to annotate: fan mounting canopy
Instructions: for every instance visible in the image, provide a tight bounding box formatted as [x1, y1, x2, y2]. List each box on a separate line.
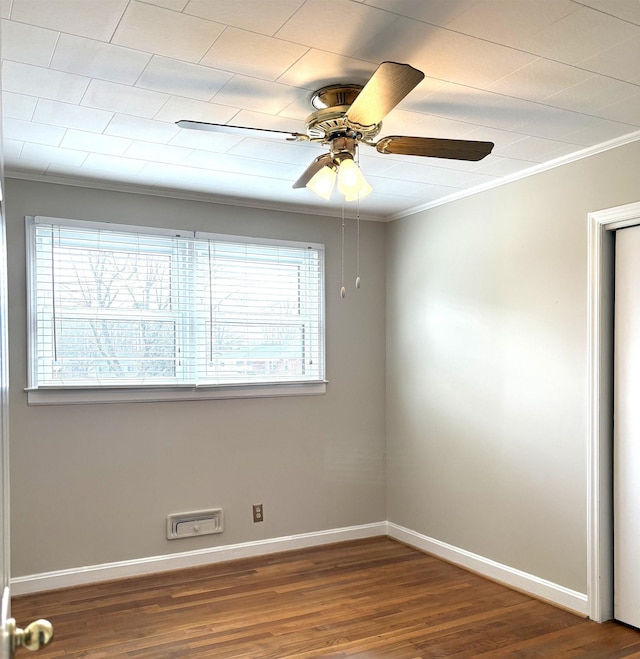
[306, 84, 387, 142]
[310, 84, 363, 110]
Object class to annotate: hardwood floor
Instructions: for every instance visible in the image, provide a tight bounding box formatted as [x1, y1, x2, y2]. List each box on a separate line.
[11, 537, 640, 658]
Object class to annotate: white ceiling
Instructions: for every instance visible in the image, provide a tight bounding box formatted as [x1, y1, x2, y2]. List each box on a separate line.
[1, 0, 639, 220]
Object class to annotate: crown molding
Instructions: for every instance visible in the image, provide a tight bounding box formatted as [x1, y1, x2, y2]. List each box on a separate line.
[7, 129, 639, 224]
[389, 130, 640, 221]
[4, 171, 383, 222]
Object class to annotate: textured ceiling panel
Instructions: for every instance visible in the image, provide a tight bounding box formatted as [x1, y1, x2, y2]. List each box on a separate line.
[1, 0, 638, 220]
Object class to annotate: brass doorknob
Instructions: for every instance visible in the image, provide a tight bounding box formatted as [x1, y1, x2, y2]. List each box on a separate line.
[7, 618, 53, 653]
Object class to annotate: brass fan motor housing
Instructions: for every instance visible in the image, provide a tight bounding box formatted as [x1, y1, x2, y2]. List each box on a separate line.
[311, 84, 363, 109]
[306, 85, 382, 143]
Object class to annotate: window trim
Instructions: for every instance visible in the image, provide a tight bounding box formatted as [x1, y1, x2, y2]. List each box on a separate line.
[25, 216, 327, 405]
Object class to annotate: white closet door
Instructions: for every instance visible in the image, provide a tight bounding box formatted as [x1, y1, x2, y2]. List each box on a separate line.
[614, 223, 640, 629]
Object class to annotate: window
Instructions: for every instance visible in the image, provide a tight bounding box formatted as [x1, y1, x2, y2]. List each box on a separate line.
[26, 216, 325, 404]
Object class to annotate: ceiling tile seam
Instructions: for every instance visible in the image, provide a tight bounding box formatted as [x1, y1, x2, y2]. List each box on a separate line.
[422, 79, 640, 130]
[11, 51, 226, 105]
[13, 92, 38, 123]
[573, 36, 640, 80]
[272, 8, 406, 63]
[367, 6, 637, 86]
[530, 47, 639, 86]
[497, 64, 633, 96]
[274, 46, 314, 87]
[397, 72, 639, 129]
[313, 1, 443, 36]
[44, 28, 62, 69]
[49, 149, 91, 171]
[122, 54, 156, 98]
[272, 0, 317, 42]
[11, 142, 24, 160]
[103, 0, 130, 44]
[508, 92, 640, 129]
[206, 63, 370, 108]
[571, 1, 640, 27]
[121, 152, 297, 183]
[553, 70, 640, 97]
[544, 52, 640, 89]
[20, 62, 92, 108]
[121, 142, 191, 165]
[195, 78, 310, 122]
[275, 47, 382, 88]
[98, 114, 177, 148]
[543, 80, 640, 113]
[195, 23, 229, 67]
[135, 0, 186, 15]
[456, 44, 640, 94]
[486, 62, 640, 111]
[181, 0, 306, 37]
[130, 58, 219, 104]
[111, 1, 228, 57]
[194, 23, 314, 65]
[190, 45, 317, 100]
[150, 92, 190, 125]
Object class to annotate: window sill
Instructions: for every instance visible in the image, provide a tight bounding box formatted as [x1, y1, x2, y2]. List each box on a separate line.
[25, 381, 327, 405]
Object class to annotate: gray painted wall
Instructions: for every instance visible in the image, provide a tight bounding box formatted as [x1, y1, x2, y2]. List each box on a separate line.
[6, 140, 639, 591]
[386, 141, 640, 593]
[6, 179, 387, 576]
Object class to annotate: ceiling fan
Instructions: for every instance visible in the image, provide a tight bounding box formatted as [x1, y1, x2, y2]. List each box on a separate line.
[176, 61, 494, 200]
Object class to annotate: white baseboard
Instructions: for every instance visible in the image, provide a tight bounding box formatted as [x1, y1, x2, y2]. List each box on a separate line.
[11, 522, 388, 596]
[387, 523, 588, 617]
[11, 520, 590, 618]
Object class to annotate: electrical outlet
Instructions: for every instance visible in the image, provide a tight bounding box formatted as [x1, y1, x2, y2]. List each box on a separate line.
[252, 503, 263, 523]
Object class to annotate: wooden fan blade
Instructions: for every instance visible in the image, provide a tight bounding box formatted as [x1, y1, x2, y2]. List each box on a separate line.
[346, 62, 424, 129]
[292, 153, 334, 189]
[176, 120, 308, 141]
[376, 136, 494, 161]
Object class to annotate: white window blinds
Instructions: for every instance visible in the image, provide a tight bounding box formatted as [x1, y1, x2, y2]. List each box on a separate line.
[27, 216, 325, 390]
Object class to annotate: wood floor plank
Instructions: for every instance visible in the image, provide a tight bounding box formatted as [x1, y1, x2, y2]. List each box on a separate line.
[11, 537, 640, 657]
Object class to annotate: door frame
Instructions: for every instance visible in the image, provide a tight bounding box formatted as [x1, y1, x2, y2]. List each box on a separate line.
[587, 200, 640, 622]
[0, 185, 10, 656]
[0, 71, 12, 659]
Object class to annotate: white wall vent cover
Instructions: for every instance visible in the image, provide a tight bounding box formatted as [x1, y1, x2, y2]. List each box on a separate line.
[167, 508, 224, 539]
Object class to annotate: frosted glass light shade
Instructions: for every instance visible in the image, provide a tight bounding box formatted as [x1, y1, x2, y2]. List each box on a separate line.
[337, 157, 371, 199]
[344, 180, 373, 201]
[306, 165, 337, 200]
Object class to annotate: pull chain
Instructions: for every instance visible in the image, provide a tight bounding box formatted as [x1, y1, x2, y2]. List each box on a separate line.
[355, 149, 361, 290]
[355, 194, 361, 289]
[341, 201, 346, 299]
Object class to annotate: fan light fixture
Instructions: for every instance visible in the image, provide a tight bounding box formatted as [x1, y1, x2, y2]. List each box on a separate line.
[306, 155, 372, 201]
[306, 162, 337, 200]
[177, 61, 496, 300]
[337, 156, 372, 199]
[177, 61, 495, 204]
